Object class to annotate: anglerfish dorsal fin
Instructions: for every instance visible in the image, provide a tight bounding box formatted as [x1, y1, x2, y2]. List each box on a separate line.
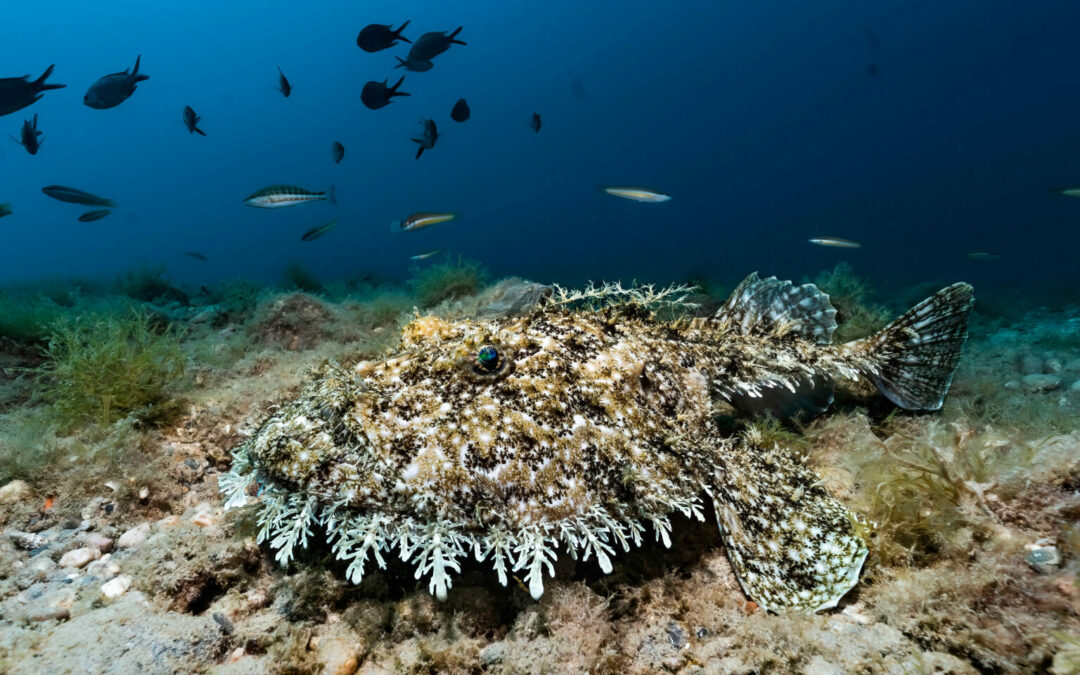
[715, 272, 837, 344]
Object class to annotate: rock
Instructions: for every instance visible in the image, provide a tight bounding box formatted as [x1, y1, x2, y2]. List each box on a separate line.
[83, 532, 114, 553]
[0, 479, 31, 504]
[1065, 359, 1080, 374]
[59, 547, 101, 568]
[101, 574, 132, 599]
[1019, 354, 1044, 375]
[138, 486, 150, 501]
[191, 511, 215, 528]
[1046, 357, 1064, 374]
[666, 621, 687, 649]
[190, 308, 217, 324]
[25, 607, 70, 623]
[118, 523, 150, 549]
[480, 641, 508, 666]
[1026, 546, 1061, 574]
[6, 528, 44, 550]
[250, 293, 334, 351]
[988, 329, 1020, 347]
[314, 635, 360, 675]
[1021, 373, 1063, 393]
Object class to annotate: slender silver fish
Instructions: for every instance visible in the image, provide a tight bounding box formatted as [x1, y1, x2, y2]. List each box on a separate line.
[809, 237, 861, 249]
[390, 212, 455, 233]
[410, 249, 440, 260]
[602, 186, 671, 203]
[243, 185, 326, 208]
[301, 220, 338, 241]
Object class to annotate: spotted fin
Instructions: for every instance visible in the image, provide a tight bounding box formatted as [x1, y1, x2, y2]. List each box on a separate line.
[715, 273, 837, 345]
[726, 373, 835, 422]
[710, 433, 869, 613]
[852, 282, 974, 410]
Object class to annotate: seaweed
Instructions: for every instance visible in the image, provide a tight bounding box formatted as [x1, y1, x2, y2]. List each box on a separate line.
[282, 262, 324, 294]
[409, 255, 487, 308]
[115, 263, 189, 305]
[809, 263, 892, 342]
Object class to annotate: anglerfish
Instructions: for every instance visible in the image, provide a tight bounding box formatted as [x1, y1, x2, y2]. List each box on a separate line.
[221, 273, 974, 612]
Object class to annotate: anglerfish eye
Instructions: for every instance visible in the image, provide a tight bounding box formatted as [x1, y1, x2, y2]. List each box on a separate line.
[475, 345, 500, 373]
[468, 344, 512, 379]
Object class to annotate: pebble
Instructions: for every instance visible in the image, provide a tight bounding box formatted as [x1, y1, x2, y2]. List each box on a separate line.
[1021, 373, 1063, 393]
[0, 479, 31, 504]
[83, 532, 114, 553]
[480, 641, 508, 666]
[1026, 546, 1061, 574]
[101, 574, 132, 599]
[59, 547, 101, 569]
[25, 607, 70, 623]
[6, 528, 45, 550]
[138, 487, 150, 501]
[1019, 354, 1044, 375]
[666, 621, 688, 649]
[314, 636, 360, 675]
[117, 523, 151, 549]
[190, 308, 217, 324]
[192, 511, 215, 528]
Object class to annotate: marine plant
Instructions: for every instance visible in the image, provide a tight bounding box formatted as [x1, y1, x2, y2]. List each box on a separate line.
[202, 279, 264, 326]
[115, 263, 188, 304]
[35, 310, 186, 427]
[408, 255, 487, 307]
[0, 293, 69, 344]
[810, 263, 891, 342]
[281, 261, 324, 294]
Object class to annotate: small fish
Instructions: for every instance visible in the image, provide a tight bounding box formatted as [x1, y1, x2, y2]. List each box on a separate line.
[1058, 187, 1080, 197]
[0, 203, 12, 218]
[602, 186, 671, 203]
[277, 67, 292, 98]
[301, 219, 338, 241]
[407, 27, 466, 61]
[361, 76, 410, 110]
[412, 118, 437, 159]
[391, 212, 455, 233]
[450, 98, 470, 122]
[809, 237, 861, 249]
[530, 112, 542, 133]
[394, 56, 434, 72]
[77, 209, 112, 222]
[332, 141, 345, 164]
[84, 56, 149, 109]
[14, 113, 42, 155]
[41, 185, 118, 208]
[0, 65, 65, 117]
[243, 185, 326, 208]
[184, 251, 208, 261]
[966, 252, 1002, 261]
[356, 21, 412, 52]
[183, 106, 206, 135]
[410, 249, 440, 260]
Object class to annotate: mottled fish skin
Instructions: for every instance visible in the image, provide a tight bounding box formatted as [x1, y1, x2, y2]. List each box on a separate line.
[223, 274, 974, 611]
[0, 65, 65, 117]
[243, 185, 326, 208]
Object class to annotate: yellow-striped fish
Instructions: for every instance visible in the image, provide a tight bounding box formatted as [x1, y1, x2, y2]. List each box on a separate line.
[410, 249, 440, 260]
[243, 185, 326, 208]
[391, 212, 455, 233]
[809, 237, 861, 249]
[601, 186, 671, 203]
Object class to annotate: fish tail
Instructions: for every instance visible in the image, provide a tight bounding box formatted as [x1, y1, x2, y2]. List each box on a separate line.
[849, 282, 974, 410]
[390, 76, 410, 97]
[34, 64, 65, 91]
[194, 126, 206, 136]
[449, 26, 467, 45]
[395, 20, 412, 43]
[414, 144, 424, 159]
[394, 56, 407, 69]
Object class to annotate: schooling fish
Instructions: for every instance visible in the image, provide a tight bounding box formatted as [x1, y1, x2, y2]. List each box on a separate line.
[450, 98, 470, 122]
[14, 114, 42, 155]
[77, 209, 112, 222]
[183, 106, 206, 136]
[410, 249, 440, 260]
[809, 237, 861, 249]
[0, 204, 12, 219]
[301, 219, 338, 242]
[0, 65, 65, 117]
[243, 185, 326, 208]
[394, 56, 434, 72]
[356, 21, 412, 52]
[391, 212, 455, 233]
[361, 76, 409, 110]
[41, 185, 118, 208]
[530, 112, 542, 133]
[184, 251, 208, 261]
[84, 56, 149, 109]
[408, 27, 466, 61]
[332, 141, 345, 164]
[277, 67, 292, 98]
[412, 118, 437, 159]
[222, 273, 974, 611]
[602, 186, 671, 203]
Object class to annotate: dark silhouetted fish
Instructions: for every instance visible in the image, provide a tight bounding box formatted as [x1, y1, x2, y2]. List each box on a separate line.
[84, 56, 149, 109]
[408, 27, 466, 61]
[530, 112, 542, 133]
[332, 141, 345, 164]
[394, 56, 433, 72]
[41, 185, 118, 208]
[361, 76, 409, 110]
[450, 98, 470, 122]
[411, 118, 437, 159]
[277, 67, 292, 98]
[301, 219, 338, 241]
[184, 251, 208, 261]
[78, 209, 112, 222]
[183, 106, 206, 135]
[243, 185, 326, 208]
[356, 21, 412, 52]
[14, 114, 42, 155]
[0, 204, 12, 219]
[0, 65, 65, 117]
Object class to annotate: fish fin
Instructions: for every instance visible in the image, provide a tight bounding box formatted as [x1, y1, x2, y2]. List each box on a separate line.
[34, 64, 65, 90]
[194, 127, 206, 136]
[132, 55, 142, 76]
[390, 76, 409, 96]
[724, 373, 835, 422]
[849, 282, 974, 410]
[415, 145, 424, 159]
[448, 26, 467, 45]
[710, 434, 869, 613]
[395, 20, 412, 43]
[394, 56, 407, 69]
[714, 272, 838, 344]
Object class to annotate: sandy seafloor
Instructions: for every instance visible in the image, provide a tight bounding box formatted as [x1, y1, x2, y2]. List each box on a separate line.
[2, 267, 1080, 674]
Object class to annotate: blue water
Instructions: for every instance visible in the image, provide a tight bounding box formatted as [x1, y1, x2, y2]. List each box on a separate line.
[3, 0, 1080, 293]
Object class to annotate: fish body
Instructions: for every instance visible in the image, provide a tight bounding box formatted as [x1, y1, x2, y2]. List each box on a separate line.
[391, 212, 455, 232]
[809, 237, 861, 249]
[41, 185, 118, 208]
[410, 249, 440, 260]
[332, 141, 345, 164]
[361, 76, 409, 109]
[602, 186, 671, 203]
[0, 65, 65, 117]
[223, 272, 974, 611]
[77, 209, 111, 222]
[243, 185, 326, 208]
[183, 251, 208, 261]
[183, 106, 206, 135]
[0, 204, 12, 218]
[84, 56, 149, 109]
[1059, 187, 1080, 197]
[277, 67, 292, 97]
[450, 98, 470, 122]
[967, 252, 1002, 261]
[301, 219, 338, 241]
[407, 27, 466, 61]
[356, 21, 412, 52]
[411, 118, 437, 159]
[17, 114, 42, 155]
[530, 112, 542, 132]
[394, 56, 434, 72]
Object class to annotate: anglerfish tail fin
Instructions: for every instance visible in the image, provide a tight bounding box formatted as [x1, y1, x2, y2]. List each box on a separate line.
[710, 432, 870, 613]
[850, 282, 974, 410]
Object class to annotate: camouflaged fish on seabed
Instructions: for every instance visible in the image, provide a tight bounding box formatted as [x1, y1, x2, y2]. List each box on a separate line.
[220, 273, 975, 612]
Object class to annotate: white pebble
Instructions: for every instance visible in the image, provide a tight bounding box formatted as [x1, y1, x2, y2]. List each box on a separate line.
[101, 574, 132, 599]
[59, 547, 101, 568]
[117, 523, 150, 549]
[0, 479, 31, 504]
[191, 512, 215, 528]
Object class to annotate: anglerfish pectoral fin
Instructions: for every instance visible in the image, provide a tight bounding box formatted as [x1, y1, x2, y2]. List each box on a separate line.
[710, 435, 870, 613]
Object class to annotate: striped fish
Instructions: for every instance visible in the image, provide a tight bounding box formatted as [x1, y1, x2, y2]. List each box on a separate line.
[243, 185, 326, 208]
[601, 186, 671, 203]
